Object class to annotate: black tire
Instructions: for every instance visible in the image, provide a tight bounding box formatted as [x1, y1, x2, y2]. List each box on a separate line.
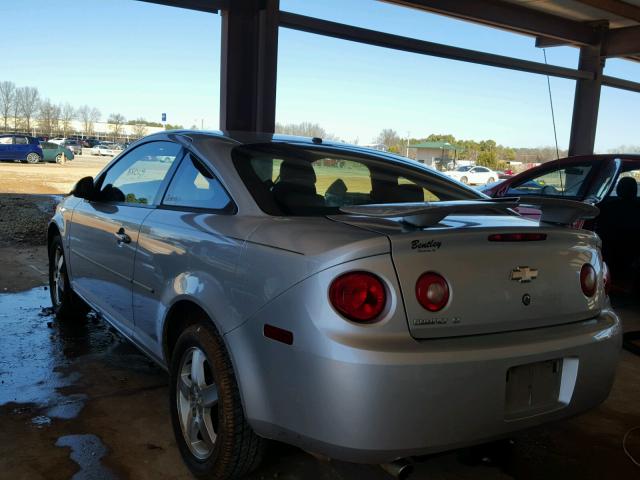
[48, 235, 89, 321]
[55, 153, 66, 165]
[460, 176, 468, 184]
[170, 322, 264, 479]
[487, 177, 495, 184]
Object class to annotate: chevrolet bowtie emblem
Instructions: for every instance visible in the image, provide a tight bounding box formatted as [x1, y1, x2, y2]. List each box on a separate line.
[510, 266, 538, 283]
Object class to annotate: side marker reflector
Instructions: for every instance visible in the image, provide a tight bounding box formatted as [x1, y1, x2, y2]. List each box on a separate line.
[263, 324, 294, 345]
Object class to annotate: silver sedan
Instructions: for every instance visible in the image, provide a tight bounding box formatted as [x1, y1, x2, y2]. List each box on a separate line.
[48, 131, 621, 478]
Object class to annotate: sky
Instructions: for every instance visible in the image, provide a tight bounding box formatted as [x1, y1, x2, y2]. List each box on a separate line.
[1, 0, 639, 151]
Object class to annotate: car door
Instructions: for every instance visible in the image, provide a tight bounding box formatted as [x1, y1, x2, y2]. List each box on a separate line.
[13, 136, 30, 160]
[0, 136, 12, 160]
[131, 152, 239, 361]
[68, 140, 182, 336]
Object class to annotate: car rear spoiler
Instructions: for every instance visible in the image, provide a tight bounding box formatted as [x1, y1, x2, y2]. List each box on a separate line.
[339, 197, 599, 227]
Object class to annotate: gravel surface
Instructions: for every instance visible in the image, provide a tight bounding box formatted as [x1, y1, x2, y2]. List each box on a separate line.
[0, 194, 57, 247]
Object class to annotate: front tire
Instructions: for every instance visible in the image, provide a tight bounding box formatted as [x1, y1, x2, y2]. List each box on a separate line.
[26, 152, 41, 164]
[170, 323, 264, 479]
[487, 177, 495, 184]
[460, 176, 468, 184]
[55, 153, 66, 165]
[48, 235, 89, 321]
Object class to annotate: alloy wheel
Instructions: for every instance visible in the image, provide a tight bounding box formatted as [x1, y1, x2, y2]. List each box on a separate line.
[177, 347, 219, 460]
[52, 246, 65, 307]
[26, 153, 40, 164]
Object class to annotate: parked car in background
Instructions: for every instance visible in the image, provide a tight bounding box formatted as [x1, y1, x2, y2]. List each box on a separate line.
[62, 139, 83, 156]
[48, 138, 67, 146]
[0, 134, 43, 163]
[40, 141, 74, 164]
[482, 154, 640, 290]
[91, 144, 122, 156]
[49, 131, 620, 479]
[444, 165, 498, 185]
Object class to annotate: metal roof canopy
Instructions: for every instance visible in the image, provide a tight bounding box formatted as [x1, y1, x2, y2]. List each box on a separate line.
[137, 0, 640, 156]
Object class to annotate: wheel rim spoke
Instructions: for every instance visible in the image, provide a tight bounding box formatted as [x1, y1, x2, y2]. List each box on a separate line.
[201, 384, 218, 408]
[178, 375, 191, 399]
[199, 415, 216, 448]
[190, 349, 206, 387]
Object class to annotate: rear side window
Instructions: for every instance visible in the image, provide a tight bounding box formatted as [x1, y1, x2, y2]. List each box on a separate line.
[14, 137, 28, 145]
[163, 154, 235, 212]
[233, 143, 481, 215]
[96, 141, 181, 205]
[507, 164, 593, 198]
[0, 136, 12, 145]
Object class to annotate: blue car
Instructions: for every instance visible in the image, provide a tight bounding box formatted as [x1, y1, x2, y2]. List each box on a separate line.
[0, 134, 44, 163]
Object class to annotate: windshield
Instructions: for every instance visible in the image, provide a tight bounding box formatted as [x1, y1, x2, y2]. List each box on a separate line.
[456, 166, 472, 172]
[233, 143, 482, 216]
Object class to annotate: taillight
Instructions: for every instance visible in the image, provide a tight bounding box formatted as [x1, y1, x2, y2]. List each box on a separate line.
[416, 272, 450, 312]
[580, 264, 597, 297]
[329, 272, 386, 322]
[603, 262, 611, 296]
[488, 233, 547, 242]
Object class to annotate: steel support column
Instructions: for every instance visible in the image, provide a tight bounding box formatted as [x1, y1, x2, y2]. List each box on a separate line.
[568, 44, 605, 156]
[219, 0, 279, 132]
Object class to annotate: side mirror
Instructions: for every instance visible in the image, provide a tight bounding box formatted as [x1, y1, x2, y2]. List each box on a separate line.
[72, 176, 96, 200]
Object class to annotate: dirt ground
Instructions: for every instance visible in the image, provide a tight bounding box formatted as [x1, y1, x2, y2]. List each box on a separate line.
[1, 157, 640, 479]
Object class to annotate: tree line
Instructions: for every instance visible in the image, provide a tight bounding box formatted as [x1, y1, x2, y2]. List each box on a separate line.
[0, 80, 183, 141]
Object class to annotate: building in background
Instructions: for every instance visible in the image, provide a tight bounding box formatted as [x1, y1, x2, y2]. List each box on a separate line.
[407, 141, 460, 170]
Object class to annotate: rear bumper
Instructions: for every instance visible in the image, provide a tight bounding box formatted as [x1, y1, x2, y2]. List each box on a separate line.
[226, 308, 621, 463]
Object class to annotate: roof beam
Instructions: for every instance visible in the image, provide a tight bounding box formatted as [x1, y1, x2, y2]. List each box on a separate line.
[381, 0, 599, 45]
[575, 0, 640, 23]
[134, 0, 226, 13]
[603, 75, 640, 92]
[279, 12, 592, 80]
[604, 25, 640, 56]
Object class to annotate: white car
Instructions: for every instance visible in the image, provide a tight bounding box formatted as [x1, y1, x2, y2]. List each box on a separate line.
[445, 165, 498, 185]
[48, 138, 67, 146]
[91, 144, 122, 156]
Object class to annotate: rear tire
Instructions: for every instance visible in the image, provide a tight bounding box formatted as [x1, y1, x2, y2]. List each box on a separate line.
[48, 235, 89, 321]
[170, 322, 264, 479]
[26, 152, 41, 164]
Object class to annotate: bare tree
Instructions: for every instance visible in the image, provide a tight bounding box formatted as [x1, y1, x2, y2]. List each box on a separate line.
[131, 120, 148, 139]
[0, 81, 16, 132]
[38, 99, 61, 137]
[18, 86, 40, 134]
[12, 88, 22, 132]
[60, 103, 76, 138]
[78, 105, 101, 136]
[107, 113, 126, 141]
[375, 128, 401, 150]
[275, 121, 339, 141]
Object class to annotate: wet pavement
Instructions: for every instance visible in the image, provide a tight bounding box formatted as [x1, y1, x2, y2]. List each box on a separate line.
[1, 286, 639, 479]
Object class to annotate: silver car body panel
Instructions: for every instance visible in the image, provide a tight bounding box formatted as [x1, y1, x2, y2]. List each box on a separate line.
[48, 130, 622, 464]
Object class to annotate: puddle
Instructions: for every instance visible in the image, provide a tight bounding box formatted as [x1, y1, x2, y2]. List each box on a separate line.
[0, 286, 115, 414]
[56, 434, 116, 480]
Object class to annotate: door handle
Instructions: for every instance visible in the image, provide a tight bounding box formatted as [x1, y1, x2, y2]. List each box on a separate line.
[115, 227, 131, 245]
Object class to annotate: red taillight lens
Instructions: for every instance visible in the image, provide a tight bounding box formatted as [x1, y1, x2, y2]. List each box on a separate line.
[416, 272, 450, 312]
[603, 262, 611, 296]
[580, 264, 597, 297]
[329, 272, 386, 322]
[488, 233, 547, 242]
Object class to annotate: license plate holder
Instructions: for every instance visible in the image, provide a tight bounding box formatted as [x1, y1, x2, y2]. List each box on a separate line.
[505, 359, 564, 420]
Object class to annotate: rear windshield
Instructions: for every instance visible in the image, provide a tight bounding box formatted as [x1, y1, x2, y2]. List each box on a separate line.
[232, 143, 482, 215]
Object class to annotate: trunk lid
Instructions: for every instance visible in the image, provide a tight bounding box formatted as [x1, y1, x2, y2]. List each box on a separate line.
[332, 214, 605, 339]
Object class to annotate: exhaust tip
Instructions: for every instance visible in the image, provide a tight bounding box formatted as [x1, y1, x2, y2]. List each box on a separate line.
[380, 460, 414, 479]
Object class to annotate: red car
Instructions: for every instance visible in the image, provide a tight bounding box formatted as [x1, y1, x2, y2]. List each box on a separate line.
[482, 154, 640, 290]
